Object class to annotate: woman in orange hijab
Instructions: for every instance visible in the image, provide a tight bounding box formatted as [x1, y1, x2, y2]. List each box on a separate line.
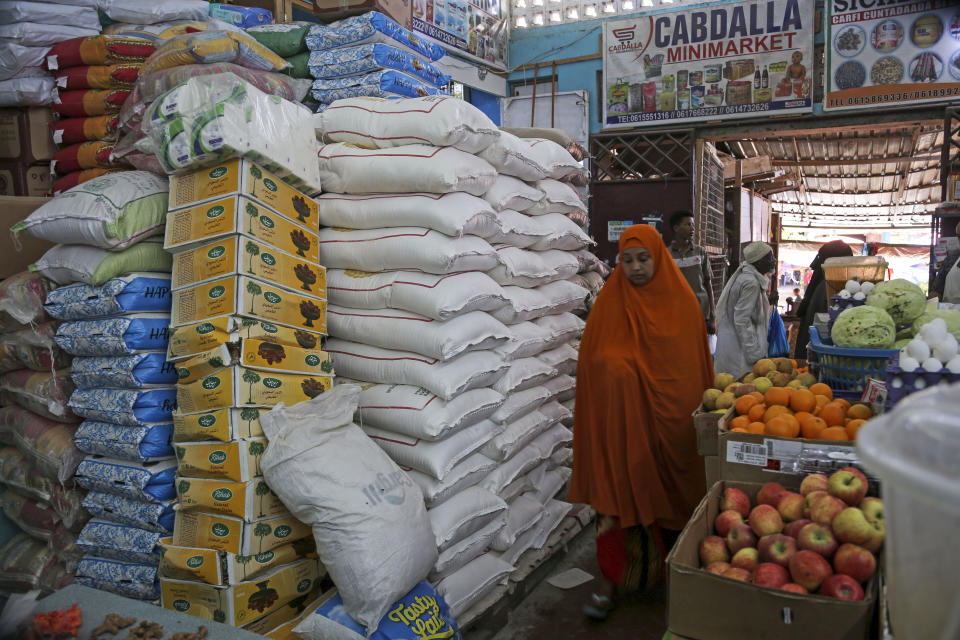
[569, 224, 714, 619]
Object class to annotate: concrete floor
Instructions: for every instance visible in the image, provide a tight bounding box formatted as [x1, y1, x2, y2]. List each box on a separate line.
[469, 530, 668, 640]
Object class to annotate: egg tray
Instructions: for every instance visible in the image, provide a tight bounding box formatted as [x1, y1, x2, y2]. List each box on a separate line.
[884, 354, 960, 406]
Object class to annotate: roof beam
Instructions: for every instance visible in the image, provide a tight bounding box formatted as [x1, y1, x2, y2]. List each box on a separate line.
[792, 137, 809, 223]
[771, 153, 941, 167]
[895, 127, 922, 208]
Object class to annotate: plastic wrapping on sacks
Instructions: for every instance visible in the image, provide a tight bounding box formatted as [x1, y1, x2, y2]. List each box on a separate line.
[54, 64, 141, 90]
[0, 407, 83, 482]
[309, 44, 449, 87]
[306, 12, 444, 61]
[98, 0, 208, 24]
[0, 322, 70, 373]
[0, 370, 78, 423]
[0, 22, 98, 47]
[141, 30, 288, 77]
[247, 23, 310, 57]
[0, 534, 73, 593]
[0, 272, 54, 330]
[44, 275, 172, 321]
[0, 446, 86, 528]
[0, 76, 56, 106]
[0, 43, 51, 82]
[316, 192, 499, 238]
[208, 3, 273, 28]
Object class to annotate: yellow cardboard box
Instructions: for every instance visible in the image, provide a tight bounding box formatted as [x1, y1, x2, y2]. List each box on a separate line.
[177, 340, 334, 384]
[176, 476, 287, 521]
[169, 158, 318, 228]
[176, 365, 334, 413]
[172, 511, 310, 555]
[171, 275, 327, 334]
[167, 316, 324, 362]
[164, 195, 319, 261]
[158, 537, 317, 586]
[160, 558, 322, 627]
[244, 590, 327, 639]
[173, 407, 266, 443]
[171, 234, 326, 296]
[175, 438, 267, 482]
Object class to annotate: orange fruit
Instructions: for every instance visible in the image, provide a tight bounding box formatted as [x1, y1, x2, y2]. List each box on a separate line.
[832, 398, 851, 412]
[731, 427, 749, 433]
[801, 416, 828, 439]
[766, 416, 800, 438]
[790, 359, 799, 369]
[735, 395, 759, 416]
[819, 403, 846, 427]
[748, 404, 767, 423]
[764, 388, 790, 407]
[763, 405, 792, 423]
[819, 426, 850, 441]
[750, 392, 764, 403]
[747, 422, 766, 434]
[847, 404, 872, 420]
[790, 389, 817, 413]
[845, 419, 866, 440]
[794, 411, 814, 426]
[809, 383, 833, 399]
[730, 415, 751, 430]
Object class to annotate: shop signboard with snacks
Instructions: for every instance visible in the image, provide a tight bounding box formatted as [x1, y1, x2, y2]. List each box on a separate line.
[411, 0, 508, 69]
[602, 0, 815, 128]
[825, 0, 960, 111]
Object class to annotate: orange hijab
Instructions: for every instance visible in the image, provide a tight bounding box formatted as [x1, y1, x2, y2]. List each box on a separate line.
[568, 224, 714, 530]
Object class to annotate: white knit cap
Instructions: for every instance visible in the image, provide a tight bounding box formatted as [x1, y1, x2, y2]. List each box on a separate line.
[743, 241, 773, 264]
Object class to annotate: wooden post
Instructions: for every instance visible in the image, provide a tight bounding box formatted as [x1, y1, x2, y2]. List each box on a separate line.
[530, 63, 539, 127]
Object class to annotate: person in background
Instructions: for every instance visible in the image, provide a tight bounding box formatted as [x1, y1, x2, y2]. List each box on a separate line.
[933, 220, 960, 303]
[668, 211, 716, 335]
[785, 288, 802, 316]
[570, 224, 713, 620]
[794, 240, 854, 359]
[714, 242, 776, 379]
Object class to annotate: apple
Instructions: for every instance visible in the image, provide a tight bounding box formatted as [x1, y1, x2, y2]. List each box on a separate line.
[726, 523, 757, 554]
[758, 533, 797, 568]
[820, 573, 865, 601]
[797, 523, 838, 559]
[714, 510, 745, 538]
[784, 518, 812, 539]
[780, 583, 809, 594]
[749, 504, 784, 537]
[860, 497, 885, 553]
[833, 544, 876, 584]
[699, 535, 730, 566]
[789, 550, 833, 592]
[809, 495, 846, 526]
[803, 490, 829, 518]
[840, 466, 868, 485]
[705, 561, 731, 575]
[723, 567, 753, 582]
[777, 492, 806, 522]
[800, 473, 829, 497]
[758, 482, 787, 507]
[832, 508, 874, 546]
[753, 563, 790, 589]
[731, 547, 760, 572]
[721, 487, 751, 518]
[715, 373, 735, 390]
[828, 469, 869, 507]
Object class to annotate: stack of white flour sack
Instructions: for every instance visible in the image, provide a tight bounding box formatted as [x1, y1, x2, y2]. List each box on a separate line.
[13, 170, 178, 600]
[314, 95, 594, 619]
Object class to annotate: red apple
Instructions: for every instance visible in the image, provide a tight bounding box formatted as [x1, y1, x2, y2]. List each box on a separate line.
[789, 550, 833, 592]
[749, 504, 784, 537]
[721, 487, 752, 518]
[731, 547, 760, 572]
[723, 567, 753, 582]
[828, 469, 868, 507]
[699, 535, 730, 566]
[757, 482, 787, 507]
[726, 523, 757, 554]
[797, 523, 838, 559]
[758, 533, 797, 568]
[780, 582, 809, 594]
[820, 573, 864, 601]
[777, 491, 806, 522]
[833, 544, 876, 584]
[753, 562, 790, 589]
[800, 473, 829, 497]
[809, 495, 846, 526]
[714, 510, 745, 538]
[803, 490, 829, 518]
[832, 508, 874, 546]
[784, 518, 812, 539]
[705, 561, 731, 575]
[840, 466, 868, 485]
[860, 497, 885, 553]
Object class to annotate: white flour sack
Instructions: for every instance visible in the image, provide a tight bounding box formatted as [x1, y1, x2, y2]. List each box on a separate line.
[488, 210, 545, 249]
[435, 553, 514, 618]
[315, 95, 499, 153]
[316, 143, 497, 195]
[318, 227, 499, 274]
[480, 409, 554, 462]
[478, 131, 548, 182]
[535, 312, 586, 348]
[526, 138, 582, 181]
[526, 180, 587, 217]
[364, 419, 503, 480]
[259, 385, 436, 634]
[480, 442, 547, 496]
[490, 386, 550, 425]
[529, 214, 594, 251]
[483, 175, 544, 212]
[492, 357, 557, 395]
[316, 192, 499, 238]
[354, 383, 504, 441]
[326, 269, 508, 321]
[428, 486, 506, 553]
[538, 343, 580, 376]
[542, 374, 576, 403]
[408, 452, 496, 508]
[488, 247, 580, 288]
[495, 322, 554, 360]
[324, 338, 508, 400]
[490, 494, 544, 552]
[492, 280, 588, 325]
[327, 305, 511, 360]
[432, 512, 506, 581]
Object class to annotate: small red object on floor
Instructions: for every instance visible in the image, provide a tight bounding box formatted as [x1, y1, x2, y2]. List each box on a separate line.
[30, 603, 82, 639]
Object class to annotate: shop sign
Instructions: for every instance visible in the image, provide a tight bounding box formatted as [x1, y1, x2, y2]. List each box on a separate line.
[412, 0, 508, 69]
[602, 0, 815, 128]
[825, 0, 960, 111]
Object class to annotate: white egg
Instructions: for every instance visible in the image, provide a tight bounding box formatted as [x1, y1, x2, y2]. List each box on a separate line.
[839, 290, 852, 299]
[899, 356, 920, 372]
[859, 281, 875, 294]
[946, 356, 960, 374]
[906, 339, 931, 362]
[922, 357, 944, 372]
[915, 378, 927, 390]
[844, 280, 861, 294]
[891, 376, 904, 389]
[920, 318, 948, 344]
[933, 335, 959, 363]
[853, 291, 866, 301]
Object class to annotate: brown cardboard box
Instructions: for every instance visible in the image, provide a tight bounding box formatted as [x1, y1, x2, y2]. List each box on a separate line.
[311, 0, 411, 28]
[0, 108, 56, 163]
[693, 406, 723, 456]
[0, 195, 53, 279]
[666, 480, 876, 640]
[0, 162, 51, 197]
[704, 455, 719, 490]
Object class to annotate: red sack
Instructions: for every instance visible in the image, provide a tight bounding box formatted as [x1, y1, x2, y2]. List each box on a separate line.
[54, 63, 142, 90]
[50, 115, 119, 145]
[52, 140, 116, 174]
[45, 35, 156, 69]
[51, 168, 119, 194]
[51, 89, 129, 118]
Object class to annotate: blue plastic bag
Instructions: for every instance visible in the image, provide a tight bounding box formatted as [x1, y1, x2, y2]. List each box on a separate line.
[768, 310, 790, 358]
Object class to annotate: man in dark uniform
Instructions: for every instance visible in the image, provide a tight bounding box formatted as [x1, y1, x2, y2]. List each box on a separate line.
[668, 210, 716, 335]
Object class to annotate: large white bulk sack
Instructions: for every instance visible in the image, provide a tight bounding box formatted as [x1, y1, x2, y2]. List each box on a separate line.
[481, 443, 547, 496]
[316, 95, 499, 153]
[487, 210, 544, 249]
[432, 513, 506, 581]
[526, 138, 582, 181]
[528, 467, 572, 505]
[492, 357, 557, 395]
[529, 213, 594, 251]
[325, 338, 508, 400]
[483, 175, 544, 212]
[478, 131, 548, 182]
[0, 43, 49, 82]
[492, 280, 588, 325]
[537, 399, 573, 426]
[550, 447, 573, 469]
[327, 269, 508, 321]
[495, 322, 554, 360]
[490, 386, 550, 425]
[488, 247, 579, 288]
[327, 305, 510, 361]
[364, 419, 504, 480]
[480, 409, 553, 462]
[490, 495, 544, 552]
[317, 143, 497, 195]
[408, 452, 496, 508]
[531, 423, 574, 460]
[0, 22, 98, 47]
[428, 486, 507, 553]
[0, 2, 101, 30]
[526, 180, 586, 216]
[259, 385, 436, 634]
[538, 343, 579, 376]
[319, 227, 498, 274]
[535, 312, 586, 348]
[316, 192, 498, 238]
[355, 383, 504, 441]
[531, 499, 573, 549]
[542, 374, 576, 403]
[435, 554, 514, 618]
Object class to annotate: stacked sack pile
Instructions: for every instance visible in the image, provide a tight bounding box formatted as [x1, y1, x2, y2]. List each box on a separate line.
[246, 21, 313, 85]
[313, 95, 593, 619]
[0, 271, 84, 594]
[12, 169, 177, 601]
[305, 11, 449, 111]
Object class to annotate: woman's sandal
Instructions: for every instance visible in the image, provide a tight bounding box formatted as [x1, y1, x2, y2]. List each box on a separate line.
[582, 593, 614, 621]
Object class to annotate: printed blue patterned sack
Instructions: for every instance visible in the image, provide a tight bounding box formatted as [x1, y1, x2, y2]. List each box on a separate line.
[306, 12, 444, 61]
[308, 43, 450, 88]
[68, 387, 176, 425]
[311, 70, 439, 103]
[76, 519, 163, 564]
[82, 491, 175, 533]
[75, 456, 177, 502]
[71, 353, 177, 389]
[55, 315, 171, 356]
[45, 275, 172, 321]
[75, 575, 159, 601]
[74, 421, 174, 462]
[76, 557, 159, 600]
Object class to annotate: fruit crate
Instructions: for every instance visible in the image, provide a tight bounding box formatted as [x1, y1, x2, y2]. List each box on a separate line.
[808, 327, 897, 395]
[823, 256, 887, 301]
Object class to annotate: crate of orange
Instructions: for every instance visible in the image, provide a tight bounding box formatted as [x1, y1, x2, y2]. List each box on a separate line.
[717, 381, 872, 484]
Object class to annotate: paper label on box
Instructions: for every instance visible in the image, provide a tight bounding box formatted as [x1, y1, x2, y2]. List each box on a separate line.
[176, 476, 287, 521]
[173, 407, 264, 443]
[726, 441, 769, 466]
[174, 437, 266, 482]
[240, 339, 334, 376]
[173, 511, 310, 556]
[159, 537, 316, 585]
[167, 316, 325, 362]
[176, 365, 333, 413]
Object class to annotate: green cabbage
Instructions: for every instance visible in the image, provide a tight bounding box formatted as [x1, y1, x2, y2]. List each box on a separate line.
[912, 309, 960, 341]
[832, 305, 896, 349]
[893, 338, 912, 349]
[865, 279, 926, 325]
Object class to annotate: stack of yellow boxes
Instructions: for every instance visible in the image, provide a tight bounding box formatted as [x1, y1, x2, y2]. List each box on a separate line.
[156, 158, 332, 630]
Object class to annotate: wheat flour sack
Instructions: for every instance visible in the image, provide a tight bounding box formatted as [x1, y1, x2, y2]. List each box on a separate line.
[316, 192, 499, 238]
[260, 385, 437, 634]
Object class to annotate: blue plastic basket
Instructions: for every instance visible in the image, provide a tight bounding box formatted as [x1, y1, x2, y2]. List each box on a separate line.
[808, 326, 898, 394]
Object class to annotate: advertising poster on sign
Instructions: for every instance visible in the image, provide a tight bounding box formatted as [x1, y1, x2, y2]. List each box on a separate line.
[825, 1, 960, 111]
[411, 0, 508, 69]
[602, 0, 815, 128]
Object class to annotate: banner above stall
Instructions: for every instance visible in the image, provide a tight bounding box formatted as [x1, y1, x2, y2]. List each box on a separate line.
[824, 0, 960, 111]
[411, 0, 509, 70]
[602, 0, 815, 128]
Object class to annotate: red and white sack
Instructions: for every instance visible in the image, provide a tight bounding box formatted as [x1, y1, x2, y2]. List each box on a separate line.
[316, 192, 499, 238]
[526, 180, 586, 216]
[482, 174, 544, 212]
[492, 357, 557, 395]
[528, 213, 594, 251]
[319, 227, 499, 274]
[408, 452, 496, 508]
[479, 409, 553, 462]
[492, 280, 588, 325]
[495, 322, 554, 360]
[487, 210, 544, 249]
[489, 386, 550, 425]
[488, 247, 579, 288]
[526, 138, 582, 181]
[478, 131, 548, 182]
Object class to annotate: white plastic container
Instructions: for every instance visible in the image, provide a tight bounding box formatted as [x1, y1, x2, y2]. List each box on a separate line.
[857, 383, 960, 640]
